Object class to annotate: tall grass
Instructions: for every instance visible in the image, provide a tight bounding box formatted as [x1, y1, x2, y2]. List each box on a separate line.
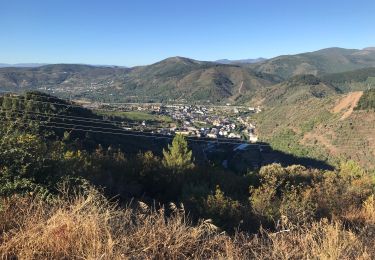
[0, 187, 374, 259]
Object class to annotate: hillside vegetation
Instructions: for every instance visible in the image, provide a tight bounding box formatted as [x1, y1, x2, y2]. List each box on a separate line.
[254, 91, 375, 170]
[253, 74, 340, 106]
[0, 92, 374, 258]
[355, 89, 375, 110]
[251, 47, 375, 79]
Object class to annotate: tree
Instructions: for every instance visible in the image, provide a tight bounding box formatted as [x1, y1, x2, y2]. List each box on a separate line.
[162, 134, 194, 171]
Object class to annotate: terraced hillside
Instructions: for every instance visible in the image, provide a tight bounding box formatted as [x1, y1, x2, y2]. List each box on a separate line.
[254, 91, 375, 169]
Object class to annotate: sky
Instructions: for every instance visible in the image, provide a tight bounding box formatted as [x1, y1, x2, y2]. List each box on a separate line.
[1, 0, 375, 66]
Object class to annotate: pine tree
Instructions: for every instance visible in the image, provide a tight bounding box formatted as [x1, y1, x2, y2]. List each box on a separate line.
[162, 134, 194, 171]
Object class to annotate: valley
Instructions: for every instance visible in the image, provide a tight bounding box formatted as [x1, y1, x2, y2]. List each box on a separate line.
[2, 1, 375, 258]
[1, 47, 375, 171]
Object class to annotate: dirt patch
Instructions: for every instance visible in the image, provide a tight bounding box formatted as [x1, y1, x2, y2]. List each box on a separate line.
[238, 81, 244, 95]
[332, 91, 363, 120]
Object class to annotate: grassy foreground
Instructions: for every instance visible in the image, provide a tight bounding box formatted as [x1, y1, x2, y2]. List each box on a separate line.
[1, 186, 374, 259]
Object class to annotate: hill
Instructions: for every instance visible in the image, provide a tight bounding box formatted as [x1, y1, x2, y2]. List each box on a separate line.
[253, 91, 375, 169]
[0, 91, 173, 154]
[0, 58, 281, 103]
[0, 63, 49, 68]
[112, 57, 281, 103]
[248, 67, 375, 107]
[251, 74, 340, 106]
[321, 67, 375, 92]
[355, 89, 375, 110]
[215, 58, 266, 64]
[251, 47, 375, 79]
[2, 47, 375, 103]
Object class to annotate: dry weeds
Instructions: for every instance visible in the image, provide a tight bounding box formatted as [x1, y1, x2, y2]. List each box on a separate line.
[0, 188, 374, 259]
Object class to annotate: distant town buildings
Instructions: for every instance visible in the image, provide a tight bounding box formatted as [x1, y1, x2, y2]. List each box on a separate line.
[81, 102, 261, 143]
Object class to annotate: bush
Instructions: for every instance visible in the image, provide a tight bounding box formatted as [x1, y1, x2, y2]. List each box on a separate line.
[202, 186, 244, 231]
[279, 186, 317, 226]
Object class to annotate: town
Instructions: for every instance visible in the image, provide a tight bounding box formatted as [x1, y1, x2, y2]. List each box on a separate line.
[81, 101, 262, 143]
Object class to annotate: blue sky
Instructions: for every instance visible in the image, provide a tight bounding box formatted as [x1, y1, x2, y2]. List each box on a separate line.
[1, 0, 375, 66]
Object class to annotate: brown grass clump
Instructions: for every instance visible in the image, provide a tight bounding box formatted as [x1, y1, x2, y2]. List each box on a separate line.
[0, 187, 374, 259]
[249, 221, 371, 260]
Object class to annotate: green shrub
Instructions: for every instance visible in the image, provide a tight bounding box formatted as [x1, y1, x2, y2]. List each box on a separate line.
[202, 186, 244, 231]
[279, 186, 317, 226]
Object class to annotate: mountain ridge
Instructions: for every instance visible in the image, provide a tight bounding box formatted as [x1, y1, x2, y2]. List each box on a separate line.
[1, 47, 375, 103]
[250, 47, 375, 79]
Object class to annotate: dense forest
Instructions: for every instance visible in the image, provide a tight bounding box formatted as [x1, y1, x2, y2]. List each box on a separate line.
[0, 92, 374, 258]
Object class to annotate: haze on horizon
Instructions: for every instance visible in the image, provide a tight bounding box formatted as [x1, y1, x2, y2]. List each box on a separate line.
[1, 0, 375, 66]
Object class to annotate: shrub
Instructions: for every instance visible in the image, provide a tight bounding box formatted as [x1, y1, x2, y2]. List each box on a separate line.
[250, 173, 280, 222]
[279, 186, 317, 226]
[202, 186, 244, 231]
[311, 161, 374, 217]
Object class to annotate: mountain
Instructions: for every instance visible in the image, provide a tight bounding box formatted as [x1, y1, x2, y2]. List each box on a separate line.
[252, 74, 340, 106]
[321, 67, 375, 92]
[0, 57, 281, 103]
[253, 90, 375, 169]
[252, 68, 375, 106]
[2, 47, 375, 103]
[0, 63, 49, 68]
[251, 47, 375, 79]
[215, 58, 266, 65]
[0, 64, 129, 99]
[104, 57, 281, 103]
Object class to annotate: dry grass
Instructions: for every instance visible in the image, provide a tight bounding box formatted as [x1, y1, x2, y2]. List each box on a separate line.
[0, 188, 374, 259]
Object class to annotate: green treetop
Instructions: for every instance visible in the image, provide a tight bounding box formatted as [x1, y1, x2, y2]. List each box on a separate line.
[162, 134, 194, 171]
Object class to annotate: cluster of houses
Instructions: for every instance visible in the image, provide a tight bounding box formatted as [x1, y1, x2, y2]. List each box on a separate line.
[155, 104, 260, 142]
[83, 101, 261, 143]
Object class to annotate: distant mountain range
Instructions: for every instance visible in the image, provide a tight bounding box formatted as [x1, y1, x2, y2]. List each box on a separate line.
[0, 57, 282, 103]
[1, 47, 375, 103]
[215, 58, 267, 65]
[250, 47, 375, 79]
[0, 63, 49, 68]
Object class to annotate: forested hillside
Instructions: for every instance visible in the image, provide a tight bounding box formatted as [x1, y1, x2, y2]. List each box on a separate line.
[251, 47, 375, 79]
